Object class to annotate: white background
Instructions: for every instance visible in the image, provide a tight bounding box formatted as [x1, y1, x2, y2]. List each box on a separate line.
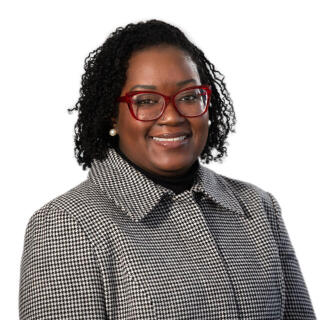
[1, 0, 319, 318]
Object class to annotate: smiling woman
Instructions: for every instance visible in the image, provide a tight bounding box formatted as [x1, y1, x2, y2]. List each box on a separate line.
[19, 19, 316, 319]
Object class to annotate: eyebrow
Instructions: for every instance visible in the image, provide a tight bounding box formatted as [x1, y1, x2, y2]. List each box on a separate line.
[129, 78, 197, 92]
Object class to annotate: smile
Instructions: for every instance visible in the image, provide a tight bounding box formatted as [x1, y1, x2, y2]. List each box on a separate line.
[150, 135, 190, 149]
[152, 136, 187, 142]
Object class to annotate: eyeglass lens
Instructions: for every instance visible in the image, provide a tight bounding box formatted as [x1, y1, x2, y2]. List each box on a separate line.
[131, 88, 209, 120]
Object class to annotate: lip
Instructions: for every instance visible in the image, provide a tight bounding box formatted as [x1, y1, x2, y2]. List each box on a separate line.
[150, 132, 191, 139]
[149, 132, 191, 149]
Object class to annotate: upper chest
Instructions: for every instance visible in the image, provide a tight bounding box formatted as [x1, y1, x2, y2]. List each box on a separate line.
[77, 190, 284, 319]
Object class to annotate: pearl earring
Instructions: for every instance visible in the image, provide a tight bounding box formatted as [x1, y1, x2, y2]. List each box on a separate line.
[208, 120, 212, 126]
[109, 128, 117, 136]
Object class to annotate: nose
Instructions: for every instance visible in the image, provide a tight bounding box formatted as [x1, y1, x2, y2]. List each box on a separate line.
[157, 98, 186, 125]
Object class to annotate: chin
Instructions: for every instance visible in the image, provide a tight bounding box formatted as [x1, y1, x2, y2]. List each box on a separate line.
[154, 160, 192, 174]
[148, 152, 195, 173]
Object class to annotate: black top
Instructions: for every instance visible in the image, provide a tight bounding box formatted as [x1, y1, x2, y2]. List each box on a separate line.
[114, 146, 199, 194]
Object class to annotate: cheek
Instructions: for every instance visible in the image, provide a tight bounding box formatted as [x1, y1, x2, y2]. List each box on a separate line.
[118, 112, 151, 144]
[192, 119, 209, 146]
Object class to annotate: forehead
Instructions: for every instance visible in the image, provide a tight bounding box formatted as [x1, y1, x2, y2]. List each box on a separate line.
[125, 45, 200, 88]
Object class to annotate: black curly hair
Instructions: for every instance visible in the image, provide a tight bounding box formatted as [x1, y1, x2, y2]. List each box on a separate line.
[67, 19, 236, 170]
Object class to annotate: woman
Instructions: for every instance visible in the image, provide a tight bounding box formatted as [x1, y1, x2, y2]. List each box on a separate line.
[19, 19, 316, 319]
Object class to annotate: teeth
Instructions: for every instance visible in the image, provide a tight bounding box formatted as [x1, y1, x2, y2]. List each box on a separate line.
[153, 136, 186, 142]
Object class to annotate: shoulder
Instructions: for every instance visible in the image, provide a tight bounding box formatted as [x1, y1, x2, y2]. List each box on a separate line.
[26, 178, 116, 249]
[203, 166, 280, 216]
[22, 200, 92, 260]
[224, 172, 273, 202]
[28, 180, 91, 224]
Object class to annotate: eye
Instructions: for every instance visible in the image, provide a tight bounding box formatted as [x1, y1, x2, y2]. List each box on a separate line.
[180, 94, 199, 102]
[135, 98, 158, 105]
[133, 94, 161, 106]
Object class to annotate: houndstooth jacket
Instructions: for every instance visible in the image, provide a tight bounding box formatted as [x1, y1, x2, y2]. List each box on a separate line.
[19, 147, 316, 319]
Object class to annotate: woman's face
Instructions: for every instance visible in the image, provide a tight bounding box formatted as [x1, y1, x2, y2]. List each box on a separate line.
[113, 45, 209, 177]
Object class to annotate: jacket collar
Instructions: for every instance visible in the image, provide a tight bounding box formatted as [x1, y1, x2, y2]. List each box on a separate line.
[88, 148, 245, 222]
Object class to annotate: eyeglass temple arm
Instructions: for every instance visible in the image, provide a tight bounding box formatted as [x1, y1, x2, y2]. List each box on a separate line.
[117, 96, 127, 102]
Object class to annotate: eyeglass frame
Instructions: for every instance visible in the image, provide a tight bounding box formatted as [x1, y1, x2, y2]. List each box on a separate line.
[116, 85, 212, 121]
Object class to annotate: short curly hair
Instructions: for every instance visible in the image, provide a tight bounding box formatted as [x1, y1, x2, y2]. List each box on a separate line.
[68, 19, 236, 170]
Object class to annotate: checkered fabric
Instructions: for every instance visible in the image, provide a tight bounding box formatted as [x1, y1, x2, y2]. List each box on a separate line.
[19, 147, 316, 319]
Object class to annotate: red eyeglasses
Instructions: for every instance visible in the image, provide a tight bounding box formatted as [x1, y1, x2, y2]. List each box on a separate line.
[117, 85, 212, 121]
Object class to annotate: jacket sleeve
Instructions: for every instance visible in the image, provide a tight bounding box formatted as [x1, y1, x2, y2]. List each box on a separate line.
[267, 192, 316, 319]
[19, 202, 107, 319]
